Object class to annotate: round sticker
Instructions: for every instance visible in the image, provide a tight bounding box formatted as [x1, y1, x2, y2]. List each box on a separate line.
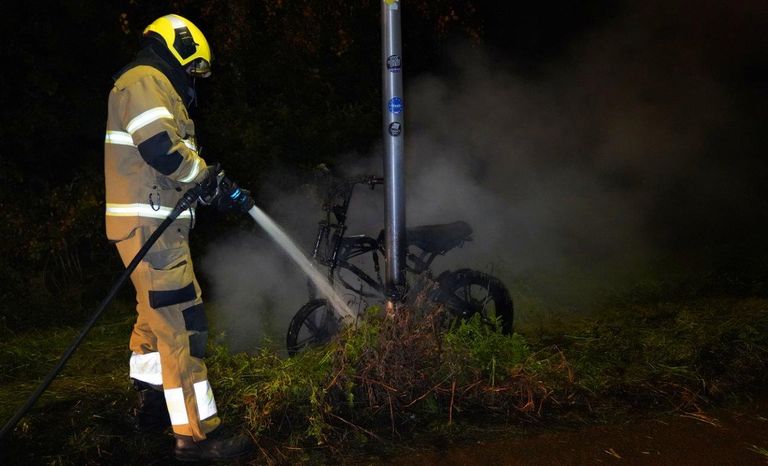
[387, 97, 403, 114]
[388, 121, 402, 136]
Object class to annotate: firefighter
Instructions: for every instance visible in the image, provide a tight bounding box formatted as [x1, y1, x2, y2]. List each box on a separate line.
[104, 14, 253, 461]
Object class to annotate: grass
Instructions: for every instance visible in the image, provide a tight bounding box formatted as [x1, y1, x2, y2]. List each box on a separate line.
[749, 444, 768, 460]
[1, 295, 767, 465]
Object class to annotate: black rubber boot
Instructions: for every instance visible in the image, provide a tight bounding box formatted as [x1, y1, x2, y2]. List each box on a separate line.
[174, 428, 254, 462]
[132, 379, 171, 433]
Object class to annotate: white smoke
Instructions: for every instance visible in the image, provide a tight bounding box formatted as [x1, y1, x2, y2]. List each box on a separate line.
[202, 0, 756, 348]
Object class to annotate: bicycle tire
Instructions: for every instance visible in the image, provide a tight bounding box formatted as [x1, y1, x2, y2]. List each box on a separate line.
[436, 268, 514, 334]
[286, 299, 341, 356]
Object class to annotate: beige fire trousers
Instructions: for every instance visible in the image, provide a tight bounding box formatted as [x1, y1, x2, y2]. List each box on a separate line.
[115, 224, 221, 440]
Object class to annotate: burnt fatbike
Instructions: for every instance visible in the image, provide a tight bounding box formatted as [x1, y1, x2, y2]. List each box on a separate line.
[286, 174, 513, 356]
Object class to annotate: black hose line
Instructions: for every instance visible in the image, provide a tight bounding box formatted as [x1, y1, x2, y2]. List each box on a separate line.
[0, 186, 201, 441]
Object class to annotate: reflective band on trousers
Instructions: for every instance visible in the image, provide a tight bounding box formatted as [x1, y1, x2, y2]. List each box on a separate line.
[129, 351, 163, 386]
[193, 380, 218, 420]
[105, 130, 136, 147]
[164, 387, 189, 425]
[126, 107, 174, 135]
[106, 203, 193, 219]
[178, 157, 202, 183]
[164, 381, 218, 426]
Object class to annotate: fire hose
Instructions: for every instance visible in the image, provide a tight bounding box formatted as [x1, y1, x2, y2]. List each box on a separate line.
[0, 185, 206, 440]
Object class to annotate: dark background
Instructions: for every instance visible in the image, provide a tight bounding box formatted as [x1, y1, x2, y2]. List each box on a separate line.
[0, 0, 767, 330]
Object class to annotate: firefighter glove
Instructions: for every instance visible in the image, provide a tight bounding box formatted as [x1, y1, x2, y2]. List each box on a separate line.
[197, 163, 224, 206]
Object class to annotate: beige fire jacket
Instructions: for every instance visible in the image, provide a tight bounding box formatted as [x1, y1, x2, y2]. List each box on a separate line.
[104, 65, 207, 242]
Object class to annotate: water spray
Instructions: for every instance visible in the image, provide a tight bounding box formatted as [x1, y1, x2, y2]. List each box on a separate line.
[247, 205, 355, 321]
[219, 175, 355, 320]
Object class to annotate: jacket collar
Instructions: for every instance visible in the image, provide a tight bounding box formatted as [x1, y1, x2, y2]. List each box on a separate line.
[114, 41, 197, 108]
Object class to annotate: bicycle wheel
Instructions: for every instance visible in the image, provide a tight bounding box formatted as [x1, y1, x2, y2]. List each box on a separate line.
[286, 299, 342, 356]
[435, 268, 514, 334]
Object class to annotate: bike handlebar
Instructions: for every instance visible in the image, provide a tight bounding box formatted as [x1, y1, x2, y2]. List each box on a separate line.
[347, 175, 383, 187]
[313, 162, 382, 189]
[327, 175, 383, 198]
[320, 174, 384, 215]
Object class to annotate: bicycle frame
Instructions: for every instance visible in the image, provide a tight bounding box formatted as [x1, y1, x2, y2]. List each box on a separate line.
[287, 174, 514, 355]
[307, 175, 385, 300]
[307, 174, 476, 304]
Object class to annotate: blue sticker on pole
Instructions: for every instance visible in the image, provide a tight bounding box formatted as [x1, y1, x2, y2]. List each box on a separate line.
[387, 97, 403, 114]
[386, 55, 401, 73]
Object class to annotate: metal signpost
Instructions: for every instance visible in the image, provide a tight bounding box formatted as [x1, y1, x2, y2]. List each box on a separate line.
[381, 0, 406, 313]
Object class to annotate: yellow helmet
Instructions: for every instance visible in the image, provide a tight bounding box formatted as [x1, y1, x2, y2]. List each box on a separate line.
[143, 14, 211, 77]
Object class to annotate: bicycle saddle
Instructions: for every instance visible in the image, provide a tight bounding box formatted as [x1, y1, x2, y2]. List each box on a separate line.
[379, 221, 473, 254]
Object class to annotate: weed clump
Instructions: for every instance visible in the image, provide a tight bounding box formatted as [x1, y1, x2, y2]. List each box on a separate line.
[327, 307, 561, 434]
[209, 301, 568, 455]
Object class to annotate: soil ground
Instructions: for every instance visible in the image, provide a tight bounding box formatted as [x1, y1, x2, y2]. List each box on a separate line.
[376, 397, 768, 466]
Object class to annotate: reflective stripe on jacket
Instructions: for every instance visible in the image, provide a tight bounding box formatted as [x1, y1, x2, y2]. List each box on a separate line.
[104, 65, 207, 241]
